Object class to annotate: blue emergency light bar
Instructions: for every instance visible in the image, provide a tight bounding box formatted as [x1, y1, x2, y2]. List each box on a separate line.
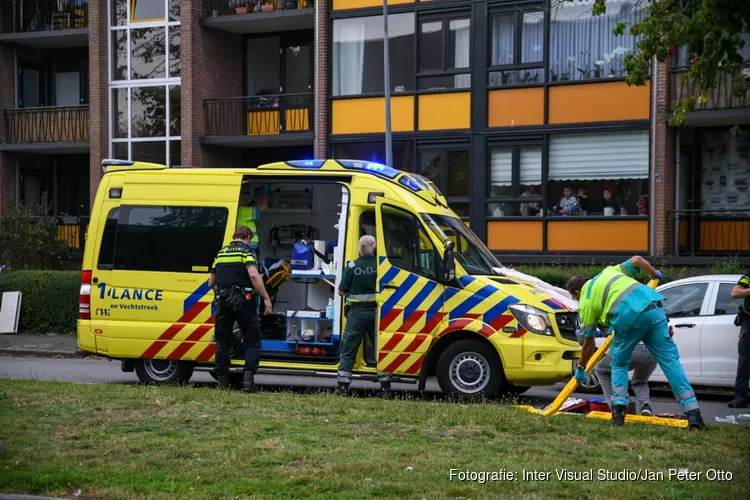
[336, 160, 400, 180]
[398, 175, 423, 192]
[286, 160, 325, 169]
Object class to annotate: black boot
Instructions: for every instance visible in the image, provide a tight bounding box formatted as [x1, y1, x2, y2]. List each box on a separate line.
[728, 397, 749, 409]
[217, 374, 230, 389]
[243, 371, 256, 392]
[611, 405, 626, 426]
[686, 409, 707, 431]
[380, 382, 392, 399]
[335, 382, 350, 396]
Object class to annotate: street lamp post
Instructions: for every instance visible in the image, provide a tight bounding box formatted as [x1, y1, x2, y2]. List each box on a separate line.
[383, 0, 393, 168]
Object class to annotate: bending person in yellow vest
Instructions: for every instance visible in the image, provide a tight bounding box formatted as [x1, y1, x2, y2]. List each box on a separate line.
[237, 184, 269, 251]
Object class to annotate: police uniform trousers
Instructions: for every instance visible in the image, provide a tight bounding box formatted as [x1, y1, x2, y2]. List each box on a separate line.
[609, 303, 699, 412]
[337, 305, 391, 386]
[214, 297, 262, 377]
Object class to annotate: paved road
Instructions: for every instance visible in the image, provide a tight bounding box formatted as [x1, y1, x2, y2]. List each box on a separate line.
[0, 356, 746, 425]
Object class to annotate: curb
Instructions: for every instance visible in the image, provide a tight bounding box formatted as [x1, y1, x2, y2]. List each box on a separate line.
[0, 348, 87, 359]
[0, 494, 66, 500]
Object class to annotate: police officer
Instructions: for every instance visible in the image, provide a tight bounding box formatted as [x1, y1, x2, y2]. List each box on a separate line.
[728, 271, 750, 408]
[567, 256, 707, 430]
[208, 226, 272, 391]
[336, 235, 392, 398]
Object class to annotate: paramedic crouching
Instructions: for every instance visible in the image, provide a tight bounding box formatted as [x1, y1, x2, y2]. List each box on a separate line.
[337, 235, 392, 398]
[208, 226, 272, 392]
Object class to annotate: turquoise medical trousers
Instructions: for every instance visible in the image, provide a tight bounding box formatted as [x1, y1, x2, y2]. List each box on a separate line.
[610, 306, 699, 412]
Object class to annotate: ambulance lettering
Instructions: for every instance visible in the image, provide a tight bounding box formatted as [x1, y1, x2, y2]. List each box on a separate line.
[97, 283, 163, 301]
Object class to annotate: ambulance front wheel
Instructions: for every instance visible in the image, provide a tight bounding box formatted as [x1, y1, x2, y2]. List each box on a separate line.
[436, 339, 503, 398]
[134, 359, 194, 385]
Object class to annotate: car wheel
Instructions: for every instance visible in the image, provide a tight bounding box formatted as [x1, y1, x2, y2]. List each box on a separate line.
[135, 359, 194, 385]
[577, 369, 602, 394]
[436, 339, 503, 398]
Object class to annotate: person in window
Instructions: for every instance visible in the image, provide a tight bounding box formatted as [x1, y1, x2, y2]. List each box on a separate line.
[602, 189, 622, 216]
[729, 272, 750, 408]
[520, 185, 541, 216]
[567, 256, 706, 430]
[551, 187, 579, 216]
[577, 188, 590, 216]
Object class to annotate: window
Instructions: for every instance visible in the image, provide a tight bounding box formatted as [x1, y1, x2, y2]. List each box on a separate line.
[381, 205, 437, 279]
[488, 145, 542, 217]
[714, 283, 744, 316]
[418, 15, 471, 90]
[97, 208, 120, 269]
[547, 131, 649, 216]
[489, 11, 545, 86]
[332, 14, 415, 96]
[110, 0, 181, 166]
[549, 0, 646, 82]
[131, 0, 165, 23]
[699, 130, 750, 211]
[418, 147, 470, 216]
[104, 206, 228, 273]
[331, 141, 414, 171]
[661, 283, 708, 318]
[422, 214, 500, 276]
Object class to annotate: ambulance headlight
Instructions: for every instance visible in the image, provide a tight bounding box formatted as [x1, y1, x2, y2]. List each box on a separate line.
[508, 305, 552, 336]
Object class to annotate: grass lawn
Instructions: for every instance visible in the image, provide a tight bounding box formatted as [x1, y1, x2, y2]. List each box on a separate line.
[0, 379, 748, 499]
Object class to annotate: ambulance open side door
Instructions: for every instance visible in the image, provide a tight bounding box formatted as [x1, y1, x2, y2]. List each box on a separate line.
[374, 198, 449, 378]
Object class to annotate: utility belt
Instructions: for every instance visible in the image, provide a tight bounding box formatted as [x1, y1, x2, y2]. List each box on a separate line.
[215, 285, 255, 311]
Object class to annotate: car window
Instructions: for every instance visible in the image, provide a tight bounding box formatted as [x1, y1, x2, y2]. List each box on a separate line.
[661, 283, 708, 318]
[714, 283, 743, 316]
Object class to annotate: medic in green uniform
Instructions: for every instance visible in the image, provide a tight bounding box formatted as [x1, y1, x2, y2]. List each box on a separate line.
[567, 256, 707, 430]
[336, 235, 392, 398]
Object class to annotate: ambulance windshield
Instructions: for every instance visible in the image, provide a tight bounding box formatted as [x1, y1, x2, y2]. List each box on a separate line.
[421, 214, 501, 276]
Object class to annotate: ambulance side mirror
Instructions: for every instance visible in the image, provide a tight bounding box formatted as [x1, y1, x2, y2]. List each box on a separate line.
[441, 240, 455, 281]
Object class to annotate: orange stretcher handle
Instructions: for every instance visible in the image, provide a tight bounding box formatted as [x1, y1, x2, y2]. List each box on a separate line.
[540, 278, 659, 417]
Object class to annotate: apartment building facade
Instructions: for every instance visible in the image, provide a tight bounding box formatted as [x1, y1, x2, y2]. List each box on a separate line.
[0, 0, 747, 263]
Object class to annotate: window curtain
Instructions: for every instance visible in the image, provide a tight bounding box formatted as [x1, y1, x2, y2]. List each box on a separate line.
[332, 20, 366, 96]
[549, 0, 645, 81]
[549, 130, 649, 181]
[490, 16, 515, 66]
[490, 149, 513, 187]
[520, 147, 542, 185]
[452, 19, 471, 88]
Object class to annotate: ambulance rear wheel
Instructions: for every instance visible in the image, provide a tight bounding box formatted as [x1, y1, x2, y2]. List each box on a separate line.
[135, 359, 194, 385]
[436, 339, 503, 398]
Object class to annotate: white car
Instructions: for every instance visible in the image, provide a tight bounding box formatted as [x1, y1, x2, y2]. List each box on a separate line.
[579, 275, 743, 392]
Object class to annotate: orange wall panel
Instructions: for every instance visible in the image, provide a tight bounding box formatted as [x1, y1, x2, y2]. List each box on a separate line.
[487, 221, 543, 251]
[699, 221, 750, 252]
[418, 92, 470, 131]
[332, 97, 414, 135]
[548, 80, 651, 124]
[547, 220, 648, 252]
[488, 88, 544, 127]
[333, 0, 413, 10]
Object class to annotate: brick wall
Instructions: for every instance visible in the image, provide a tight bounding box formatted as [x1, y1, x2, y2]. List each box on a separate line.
[653, 57, 676, 257]
[88, 0, 109, 206]
[0, 43, 16, 213]
[313, 0, 328, 159]
[182, 0, 242, 168]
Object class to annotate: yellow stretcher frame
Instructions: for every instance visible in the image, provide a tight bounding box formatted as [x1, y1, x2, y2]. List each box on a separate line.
[518, 279, 689, 428]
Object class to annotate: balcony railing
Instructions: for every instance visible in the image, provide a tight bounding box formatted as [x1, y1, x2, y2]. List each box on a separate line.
[2, 105, 89, 144]
[29, 216, 89, 250]
[204, 94, 313, 137]
[669, 67, 750, 112]
[1, 0, 88, 33]
[204, 0, 311, 17]
[669, 209, 750, 257]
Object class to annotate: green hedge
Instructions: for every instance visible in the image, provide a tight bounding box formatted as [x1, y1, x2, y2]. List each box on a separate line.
[0, 271, 80, 335]
[512, 264, 705, 289]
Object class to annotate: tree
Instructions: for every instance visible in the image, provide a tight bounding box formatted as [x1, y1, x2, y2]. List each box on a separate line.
[571, 0, 750, 131]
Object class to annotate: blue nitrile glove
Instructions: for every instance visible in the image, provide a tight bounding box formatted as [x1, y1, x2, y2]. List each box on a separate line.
[574, 367, 588, 385]
[654, 270, 663, 282]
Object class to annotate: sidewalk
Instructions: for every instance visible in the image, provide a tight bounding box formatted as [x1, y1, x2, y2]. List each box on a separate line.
[0, 334, 83, 358]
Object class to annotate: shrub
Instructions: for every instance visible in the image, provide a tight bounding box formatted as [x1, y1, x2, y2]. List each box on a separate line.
[0, 270, 80, 334]
[513, 264, 700, 289]
[709, 256, 745, 276]
[0, 204, 71, 270]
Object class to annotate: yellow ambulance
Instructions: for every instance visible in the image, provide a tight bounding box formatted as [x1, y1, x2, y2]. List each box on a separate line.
[77, 159, 581, 397]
